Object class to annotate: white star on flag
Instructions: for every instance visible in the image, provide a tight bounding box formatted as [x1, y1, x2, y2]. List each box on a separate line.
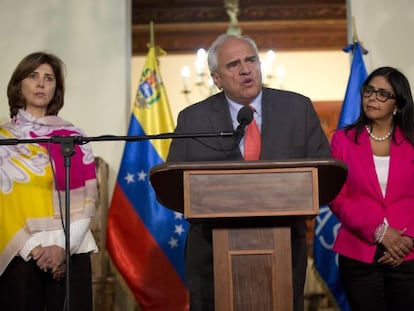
[174, 212, 184, 220]
[168, 237, 178, 248]
[174, 224, 185, 236]
[137, 170, 147, 181]
[124, 173, 135, 184]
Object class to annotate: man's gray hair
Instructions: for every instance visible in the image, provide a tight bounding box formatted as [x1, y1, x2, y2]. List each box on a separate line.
[207, 34, 259, 73]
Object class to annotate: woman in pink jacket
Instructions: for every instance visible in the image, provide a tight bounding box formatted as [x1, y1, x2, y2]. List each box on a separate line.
[329, 66, 414, 311]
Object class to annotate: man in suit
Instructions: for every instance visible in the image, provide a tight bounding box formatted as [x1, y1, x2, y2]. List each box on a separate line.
[167, 33, 331, 311]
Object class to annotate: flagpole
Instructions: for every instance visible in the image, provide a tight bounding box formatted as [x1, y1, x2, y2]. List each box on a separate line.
[346, 0, 353, 44]
[149, 21, 155, 48]
[352, 16, 359, 43]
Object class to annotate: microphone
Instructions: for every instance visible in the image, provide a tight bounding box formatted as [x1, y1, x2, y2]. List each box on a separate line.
[234, 105, 254, 139]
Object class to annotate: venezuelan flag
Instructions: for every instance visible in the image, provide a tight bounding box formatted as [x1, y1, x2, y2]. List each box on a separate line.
[106, 45, 189, 310]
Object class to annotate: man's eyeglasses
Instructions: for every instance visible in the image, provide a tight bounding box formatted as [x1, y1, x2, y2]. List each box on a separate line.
[361, 85, 396, 102]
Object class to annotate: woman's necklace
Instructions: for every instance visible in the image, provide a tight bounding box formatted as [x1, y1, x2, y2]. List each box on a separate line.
[365, 125, 393, 142]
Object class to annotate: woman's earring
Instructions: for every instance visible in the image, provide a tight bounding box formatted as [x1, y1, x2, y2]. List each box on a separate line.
[393, 109, 397, 116]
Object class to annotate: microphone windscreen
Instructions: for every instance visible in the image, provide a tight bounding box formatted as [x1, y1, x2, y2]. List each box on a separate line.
[237, 105, 253, 125]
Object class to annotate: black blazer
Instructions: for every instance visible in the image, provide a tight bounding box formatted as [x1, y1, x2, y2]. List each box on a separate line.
[166, 87, 331, 299]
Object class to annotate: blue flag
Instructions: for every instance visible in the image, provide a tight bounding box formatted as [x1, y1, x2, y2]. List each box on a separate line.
[338, 42, 368, 128]
[313, 41, 368, 311]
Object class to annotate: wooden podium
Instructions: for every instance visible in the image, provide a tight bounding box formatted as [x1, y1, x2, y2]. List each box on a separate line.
[150, 158, 347, 311]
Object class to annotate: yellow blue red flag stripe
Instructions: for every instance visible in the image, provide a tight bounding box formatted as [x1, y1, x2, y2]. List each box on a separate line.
[107, 45, 189, 310]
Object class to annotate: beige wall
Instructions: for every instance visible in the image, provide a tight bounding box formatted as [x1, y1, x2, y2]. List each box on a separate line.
[0, 0, 130, 200]
[349, 0, 414, 88]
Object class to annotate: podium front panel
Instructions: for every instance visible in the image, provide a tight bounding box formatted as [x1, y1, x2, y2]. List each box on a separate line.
[184, 167, 319, 219]
[213, 226, 293, 311]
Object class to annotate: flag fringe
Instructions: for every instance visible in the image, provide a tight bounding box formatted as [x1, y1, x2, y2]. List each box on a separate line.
[107, 258, 142, 308]
[310, 261, 341, 310]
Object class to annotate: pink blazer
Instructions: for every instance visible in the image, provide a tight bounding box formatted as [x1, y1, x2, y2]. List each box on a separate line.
[329, 127, 414, 263]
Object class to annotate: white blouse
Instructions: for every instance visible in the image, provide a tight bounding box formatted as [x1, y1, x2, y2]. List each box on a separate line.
[373, 155, 390, 197]
[19, 218, 98, 260]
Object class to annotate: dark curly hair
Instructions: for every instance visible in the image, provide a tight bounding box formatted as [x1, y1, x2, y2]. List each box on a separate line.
[7, 52, 65, 118]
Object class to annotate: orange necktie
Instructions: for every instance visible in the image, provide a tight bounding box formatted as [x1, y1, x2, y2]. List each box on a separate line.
[244, 107, 261, 160]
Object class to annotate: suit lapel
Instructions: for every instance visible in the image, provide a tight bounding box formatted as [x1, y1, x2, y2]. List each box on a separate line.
[208, 93, 243, 159]
[384, 128, 406, 202]
[260, 89, 285, 159]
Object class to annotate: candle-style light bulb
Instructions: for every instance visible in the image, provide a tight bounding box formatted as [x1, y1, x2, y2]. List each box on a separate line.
[181, 66, 191, 93]
[196, 48, 207, 63]
[195, 48, 207, 85]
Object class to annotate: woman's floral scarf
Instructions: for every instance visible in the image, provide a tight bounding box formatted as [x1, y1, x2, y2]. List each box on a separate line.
[0, 109, 97, 275]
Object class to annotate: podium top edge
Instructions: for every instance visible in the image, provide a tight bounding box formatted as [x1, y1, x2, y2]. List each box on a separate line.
[150, 158, 346, 174]
[149, 158, 348, 212]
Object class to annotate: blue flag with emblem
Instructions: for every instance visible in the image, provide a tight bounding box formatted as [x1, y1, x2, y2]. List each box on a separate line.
[313, 41, 368, 311]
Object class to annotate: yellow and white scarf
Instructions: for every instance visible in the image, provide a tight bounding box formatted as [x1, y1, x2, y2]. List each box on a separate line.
[0, 110, 97, 275]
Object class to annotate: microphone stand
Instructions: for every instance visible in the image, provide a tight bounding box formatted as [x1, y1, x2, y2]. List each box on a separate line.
[60, 137, 76, 311]
[0, 129, 236, 311]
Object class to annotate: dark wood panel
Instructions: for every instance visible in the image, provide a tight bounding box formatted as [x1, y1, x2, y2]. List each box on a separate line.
[313, 100, 342, 142]
[232, 254, 273, 309]
[213, 227, 293, 310]
[132, 0, 346, 23]
[132, 0, 347, 54]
